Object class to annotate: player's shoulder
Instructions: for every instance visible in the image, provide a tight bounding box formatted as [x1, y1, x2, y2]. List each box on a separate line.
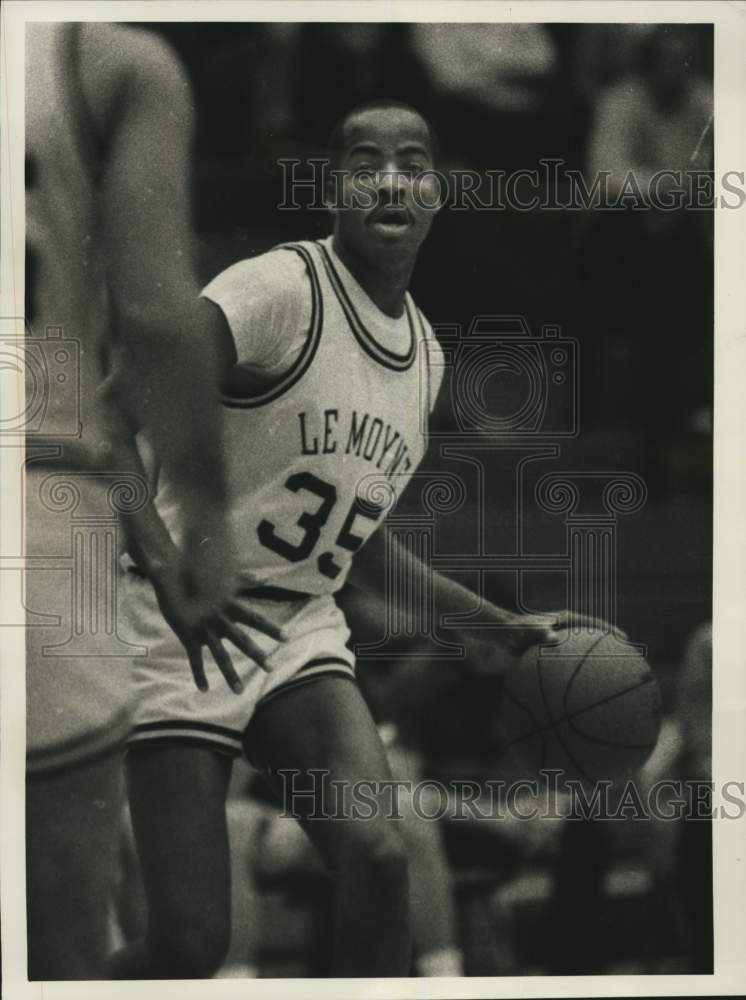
[247, 242, 315, 281]
[204, 244, 310, 298]
[78, 24, 191, 126]
[80, 23, 185, 79]
[202, 244, 315, 372]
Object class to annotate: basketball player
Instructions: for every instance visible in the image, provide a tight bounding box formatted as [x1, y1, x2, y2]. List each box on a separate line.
[111, 100, 601, 979]
[24, 22, 277, 979]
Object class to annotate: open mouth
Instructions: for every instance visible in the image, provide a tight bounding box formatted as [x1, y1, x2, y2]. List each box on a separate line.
[368, 204, 413, 234]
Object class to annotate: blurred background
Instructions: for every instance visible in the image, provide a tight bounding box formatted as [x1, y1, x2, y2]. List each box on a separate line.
[120, 21, 714, 977]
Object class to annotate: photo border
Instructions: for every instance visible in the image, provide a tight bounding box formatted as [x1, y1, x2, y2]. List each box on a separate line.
[2, 1, 744, 997]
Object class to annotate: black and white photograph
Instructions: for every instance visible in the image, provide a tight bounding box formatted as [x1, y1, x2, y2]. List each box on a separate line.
[1, 1, 745, 997]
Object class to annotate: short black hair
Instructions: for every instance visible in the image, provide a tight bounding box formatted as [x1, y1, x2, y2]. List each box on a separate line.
[327, 99, 437, 167]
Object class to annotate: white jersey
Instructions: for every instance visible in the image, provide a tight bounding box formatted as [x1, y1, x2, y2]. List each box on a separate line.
[154, 237, 443, 596]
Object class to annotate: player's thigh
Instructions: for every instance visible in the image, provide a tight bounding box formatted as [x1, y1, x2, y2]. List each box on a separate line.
[27, 747, 125, 980]
[125, 745, 233, 934]
[246, 676, 405, 871]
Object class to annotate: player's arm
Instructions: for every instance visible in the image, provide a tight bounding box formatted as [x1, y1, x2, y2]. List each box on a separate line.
[348, 528, 615, 664]
[347, 530, 553, 660]
[82, 25, 234, 610]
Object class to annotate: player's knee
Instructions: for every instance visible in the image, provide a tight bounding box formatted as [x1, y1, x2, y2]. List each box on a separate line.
[339, 824, 409, 887]
[153, 912, 230, 978]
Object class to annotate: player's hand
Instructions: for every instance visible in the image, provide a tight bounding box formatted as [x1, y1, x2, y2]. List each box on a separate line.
[547, 609, 628, 641]
[476, 609, 628, 660]
[491, 611, 562, 657]
[149, 556, 283, 695]
[148, 559, 242, 693]
[454, 611, 557, 672]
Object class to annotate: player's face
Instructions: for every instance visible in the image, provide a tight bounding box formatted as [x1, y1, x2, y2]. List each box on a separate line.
[330, 108, 440, 263]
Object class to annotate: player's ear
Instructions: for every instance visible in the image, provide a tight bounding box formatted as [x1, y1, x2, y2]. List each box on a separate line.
[324, 168, 341, 214]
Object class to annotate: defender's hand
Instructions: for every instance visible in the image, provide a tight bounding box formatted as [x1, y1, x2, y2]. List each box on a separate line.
[149, 561, 239, 693]
[150, 558, 282, 694]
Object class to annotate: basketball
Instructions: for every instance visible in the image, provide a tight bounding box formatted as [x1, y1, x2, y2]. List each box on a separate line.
[497, 629, 661, 784]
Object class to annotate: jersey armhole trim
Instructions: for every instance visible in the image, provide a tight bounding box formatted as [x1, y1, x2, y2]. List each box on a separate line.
[221, 244, 323, 409]
[418, 306, 432, 453]
[317, 243, 416, 372]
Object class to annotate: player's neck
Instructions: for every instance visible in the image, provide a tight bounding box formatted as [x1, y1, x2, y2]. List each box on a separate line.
[331, 235, 414, 319]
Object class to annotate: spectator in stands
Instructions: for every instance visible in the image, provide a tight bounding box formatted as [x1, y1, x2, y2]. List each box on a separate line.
[587, 25, 712, 200]
[409, 23, 559, 170]
[581, 25, 713, 493]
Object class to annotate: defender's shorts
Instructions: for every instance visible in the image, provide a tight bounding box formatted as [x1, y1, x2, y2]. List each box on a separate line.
[121, 569, 355, 759]
[26, 469, 134, 775]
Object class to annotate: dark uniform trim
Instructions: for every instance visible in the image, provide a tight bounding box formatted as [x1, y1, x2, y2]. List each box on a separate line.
[127, 661, 357, 767]
[134, 719, 244, 740]
[128, 720, 244, 757]
[254, 657, 356, 711]
[127, 735, 241, 758]
[418, 305, 433, 451]
[317, 242, 417, 371]
[298, 656, 355, 673]
[221, 243, 324, 409]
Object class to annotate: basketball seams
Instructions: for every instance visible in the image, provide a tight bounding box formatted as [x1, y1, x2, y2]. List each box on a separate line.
[561, 631, 608, 720]
[505, 676, 658, 749]
[535, 642, 595, 784]
[505, 635, 660, 781]
[500, 690, 548, 767]
[566, 675, 655, 727]
[565, 678, 658, 752]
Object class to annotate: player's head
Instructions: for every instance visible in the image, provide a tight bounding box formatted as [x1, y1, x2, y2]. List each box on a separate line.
[326, 100, 442, 265]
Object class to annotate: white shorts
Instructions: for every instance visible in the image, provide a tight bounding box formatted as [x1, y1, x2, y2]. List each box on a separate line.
[121, 570, 355, 760]
[26, 469, 134, 775]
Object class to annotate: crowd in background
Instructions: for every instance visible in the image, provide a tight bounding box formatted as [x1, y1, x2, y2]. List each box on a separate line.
[122, 22, 714, 977]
